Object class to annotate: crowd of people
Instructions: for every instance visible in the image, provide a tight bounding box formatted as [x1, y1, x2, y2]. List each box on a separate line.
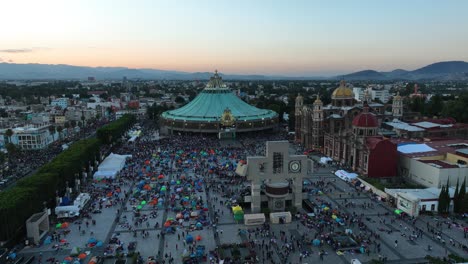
[18, 120, 467, 264]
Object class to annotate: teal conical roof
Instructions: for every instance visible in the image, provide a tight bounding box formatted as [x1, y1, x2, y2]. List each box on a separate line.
[161, 71, 277, 122]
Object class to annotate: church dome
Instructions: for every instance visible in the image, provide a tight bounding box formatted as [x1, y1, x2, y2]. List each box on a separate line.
[332, 80, 354, 99]
[352, 112, 378, 127]
[161, 70, 278, 133]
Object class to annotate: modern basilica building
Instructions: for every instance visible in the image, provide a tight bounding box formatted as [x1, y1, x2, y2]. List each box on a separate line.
[160, 71, 278, 138]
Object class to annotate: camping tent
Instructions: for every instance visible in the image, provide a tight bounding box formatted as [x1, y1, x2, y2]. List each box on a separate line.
[334, 170, 358, 182]
[93, 153, 132, 179]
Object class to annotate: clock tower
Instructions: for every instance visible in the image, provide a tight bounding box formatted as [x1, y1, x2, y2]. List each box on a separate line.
[246, 141, 309, 213]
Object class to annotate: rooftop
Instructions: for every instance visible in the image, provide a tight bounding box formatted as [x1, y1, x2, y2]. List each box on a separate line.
[385, 120, 425, 132]
[386, 187, 460, 201]
[395, 139, 468, 159]
[412, 121, 453, 129]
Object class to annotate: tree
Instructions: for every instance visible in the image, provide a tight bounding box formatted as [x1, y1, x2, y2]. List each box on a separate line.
[438, 185, 446, 214]
[80, 112, 86, 127]
[461, 192, 468, 214]
[453, 179, 460, 213]
[64, 122, 70, 134]
[5, 143, 17, 155]
[427, 94, 443, 117]
[0, 152, 5, 163]
[458, 178, 466, 213]
[70, 120, 77, 128]
[57, 126, 63, 140]
[444, 181, 451, 213]
[441, 93, 468, 123]
[49, 125, 56, 141]
[174, 96, 186, 104]
[5, 129, 13, 144]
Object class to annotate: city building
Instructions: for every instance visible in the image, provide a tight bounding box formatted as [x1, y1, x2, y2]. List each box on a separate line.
[385, 187, 461, 217]
[54, 115, 66, 124]
[160, 71, 278, 138]
[50, 98, 69, 109]
[65, 107, 96, 122]
[0, 123, 58, 150]
[295, 81, 401, 178]
[383, 118, 468, 139]
[396, 139, 468, 188]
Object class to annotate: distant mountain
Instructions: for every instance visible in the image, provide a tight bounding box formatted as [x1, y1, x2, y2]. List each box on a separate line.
[340, 70, 387, 80]
[340, 61, 468, 81]
[0, 61, 467, 80]
[0, 63, 314, 80]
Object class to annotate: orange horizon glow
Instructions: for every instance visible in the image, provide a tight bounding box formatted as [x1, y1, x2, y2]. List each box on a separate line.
[1, 0, 468, 76]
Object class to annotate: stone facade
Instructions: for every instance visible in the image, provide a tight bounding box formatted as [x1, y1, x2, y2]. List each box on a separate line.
[295, 81, 402, 177]
[246, 141, 308, 213]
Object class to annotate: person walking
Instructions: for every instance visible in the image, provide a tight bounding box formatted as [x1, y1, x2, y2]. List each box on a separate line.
[394, 240, 398, 248]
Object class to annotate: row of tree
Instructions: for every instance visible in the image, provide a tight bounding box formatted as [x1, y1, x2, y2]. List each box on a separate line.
[96, 114, 136, 144]
[453, 179, 467, 214]
[0, 114, 136, 243]
[0, 138, 100, 242]
[437, 178, 467, 214]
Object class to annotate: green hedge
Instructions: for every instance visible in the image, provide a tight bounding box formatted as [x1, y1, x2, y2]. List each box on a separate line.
[0, 114, 134, 242]
[0, 138, 101, 241]
[97, 114, 136, 144]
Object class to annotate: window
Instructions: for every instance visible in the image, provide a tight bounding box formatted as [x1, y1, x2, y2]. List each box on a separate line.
[273, 152, 283, 174]
[259, 162, 265, 173]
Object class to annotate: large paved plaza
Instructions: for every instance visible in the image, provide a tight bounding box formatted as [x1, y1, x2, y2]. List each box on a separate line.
[17, 129, 468, 264]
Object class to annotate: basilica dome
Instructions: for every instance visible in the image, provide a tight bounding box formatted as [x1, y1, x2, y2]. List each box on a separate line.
[160, 71, 278, 133]
[331, 80, 354, 99]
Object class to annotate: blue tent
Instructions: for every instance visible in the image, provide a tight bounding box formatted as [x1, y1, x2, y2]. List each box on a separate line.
[8, 252, 16, 260]
[44, 236, 52, 245]
[312, 239, 321, 246]
[60, 197, 71, 206]
[186, 234, 193, 243]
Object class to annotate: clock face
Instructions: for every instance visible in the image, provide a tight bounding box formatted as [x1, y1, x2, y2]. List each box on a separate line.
[275, 200, 283, 209]
[289, 160, 301, 173]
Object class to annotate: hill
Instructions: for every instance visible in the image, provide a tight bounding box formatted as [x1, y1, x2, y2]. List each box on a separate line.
[338, 61, 468, 81]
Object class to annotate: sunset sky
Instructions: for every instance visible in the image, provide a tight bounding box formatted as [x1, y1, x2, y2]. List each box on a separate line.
[1, 0, 467, 76]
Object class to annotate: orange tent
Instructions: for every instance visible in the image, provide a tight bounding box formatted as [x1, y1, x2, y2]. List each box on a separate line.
[164, 221, 171, 227]
[88, 257, 98, 264]
[196, 235, 202, 241]
[78, 253, 87, 259]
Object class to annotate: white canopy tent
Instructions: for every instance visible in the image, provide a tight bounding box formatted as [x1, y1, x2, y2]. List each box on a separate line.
[54, 205, 80, 218]
[320, 157, 333, 164]
[334, 170, 358, 182]
[54, 192, 91, 218]
[93, 153, 132, 179]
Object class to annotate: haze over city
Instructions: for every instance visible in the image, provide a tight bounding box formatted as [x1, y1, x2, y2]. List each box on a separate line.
[1, 0, 468, 76]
